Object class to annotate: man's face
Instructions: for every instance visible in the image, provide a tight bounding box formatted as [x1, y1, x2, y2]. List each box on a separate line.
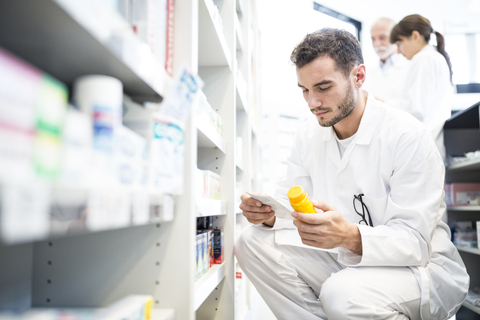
[371, 21, 397, 60]
[297, 56, 357, 128]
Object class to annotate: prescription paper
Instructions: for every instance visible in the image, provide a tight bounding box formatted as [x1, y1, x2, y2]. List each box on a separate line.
[246, 192, 295, 221]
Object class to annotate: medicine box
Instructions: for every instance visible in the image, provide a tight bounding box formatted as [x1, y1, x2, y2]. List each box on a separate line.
[445, 183, 480, 206]
[213, 228, 224, 264]
[195, 168, 221, 200]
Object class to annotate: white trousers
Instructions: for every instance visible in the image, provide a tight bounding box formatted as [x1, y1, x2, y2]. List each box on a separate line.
[234, 225, 422, 320]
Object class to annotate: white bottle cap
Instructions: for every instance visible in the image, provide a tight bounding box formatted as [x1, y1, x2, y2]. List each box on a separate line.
[72, 75, 123, 115]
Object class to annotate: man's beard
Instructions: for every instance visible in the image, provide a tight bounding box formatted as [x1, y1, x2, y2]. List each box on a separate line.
[375, 45, 396, 60]
[318, 83, 356, 127]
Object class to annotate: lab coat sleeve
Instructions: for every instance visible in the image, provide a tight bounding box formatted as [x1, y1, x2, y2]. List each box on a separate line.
[338, 128, 445, 267]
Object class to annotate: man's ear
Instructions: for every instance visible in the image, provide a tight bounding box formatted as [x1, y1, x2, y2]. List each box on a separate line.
[353, 64, 366, 88]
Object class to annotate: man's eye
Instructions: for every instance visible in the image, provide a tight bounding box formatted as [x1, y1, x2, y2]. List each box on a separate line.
[302, 89, 308, 93]
[318, 87, 331, 91]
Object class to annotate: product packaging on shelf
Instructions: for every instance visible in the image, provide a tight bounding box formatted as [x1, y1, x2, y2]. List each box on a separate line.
[195, 233, 204, 279]
[195, 168, 221, 200]
[197, 231, 208, 276]
[116, 125, 147, 188]
[477, 221, 480, 250]
[150, 114, 184, 194]
[148, 66, 202, 194]
[0, 294, 153, 320]
[0, 47, 68, 184]
[453, 221, 477, 248]
[198, 229, 214, 270]
[445, 183, 480, 206]
[131, 0, 156, 52]
[60, 107, 92, 187]
[196, 91, 223, 137]
[33, 75, 68, 181]
[196, 216, 214, 230]
[86, 188, 132, 232]
[73, 75, 123, 187]
[113, 0, 172, 76]
[213, 228, 224, 264]
[1, 184, 51, 244]
[132, 192, 150, 225]
[98, 294, 153, 320]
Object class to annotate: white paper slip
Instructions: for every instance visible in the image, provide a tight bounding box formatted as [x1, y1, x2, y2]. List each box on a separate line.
[246, 192, 295, 221]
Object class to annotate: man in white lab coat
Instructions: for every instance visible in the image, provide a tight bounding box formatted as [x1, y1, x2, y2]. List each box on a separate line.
[364, 17, 408, 103]
[234, 28, 468, 320]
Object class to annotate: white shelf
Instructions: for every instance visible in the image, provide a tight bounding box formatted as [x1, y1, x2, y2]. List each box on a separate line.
[236, 160, 244, 171]
[235, 15, 243, 52]
[0, 182, 173, 245]
[0, 0, 168, 102]
[236, 85, 249, 113]
[463, 301, 480, 314]
[199, 0, 232, 69]
[447, 206, 480, 211]
[456, 246, 480, 255]
[196, 198, 227, 217]
[194, 263, 226, 311]
[251, 119, 259, 137]
[0, 0, 261, 318]
[197, 120, 227, 153]
[151, 308, 176, 320]
[447, 158, 480, 172]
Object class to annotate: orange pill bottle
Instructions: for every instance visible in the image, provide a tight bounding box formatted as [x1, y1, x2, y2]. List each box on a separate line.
[287, 186, 316, 213]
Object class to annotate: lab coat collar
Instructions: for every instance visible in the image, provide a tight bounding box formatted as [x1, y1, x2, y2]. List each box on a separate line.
[321, 91, 378, 146]
[415, 45, 436, 58]
[355, 91, 378, 145]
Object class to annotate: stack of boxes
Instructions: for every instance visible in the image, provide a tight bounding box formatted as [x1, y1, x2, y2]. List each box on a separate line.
[196, 216, 223, 279]
[445, 183, 480, 249]
[0, 45, 184, 240]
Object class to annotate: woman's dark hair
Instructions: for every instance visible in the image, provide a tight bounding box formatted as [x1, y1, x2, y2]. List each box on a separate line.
[290, 28, 363, 78]
[390, 14, 453, 83]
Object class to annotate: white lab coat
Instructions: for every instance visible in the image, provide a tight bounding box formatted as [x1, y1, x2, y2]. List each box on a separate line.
[385, 45, 453, 161]
[364, 53, 409, 103]
[270, 93, 468, 319]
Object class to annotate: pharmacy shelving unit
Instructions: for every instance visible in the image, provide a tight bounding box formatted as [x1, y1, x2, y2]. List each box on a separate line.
[0, 0, 261, 319]
[444, 101, 480, 316]
[233, 0, 263, 318]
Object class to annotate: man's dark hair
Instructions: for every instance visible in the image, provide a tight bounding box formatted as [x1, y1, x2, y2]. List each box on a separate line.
[290, 28, 364, 78]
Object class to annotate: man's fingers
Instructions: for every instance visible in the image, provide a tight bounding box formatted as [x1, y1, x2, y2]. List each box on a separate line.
[312, 199, 336, 212]
[293, 211, 323, 224]
[239, 200, 272, 214]
[244, 211, 275, 224]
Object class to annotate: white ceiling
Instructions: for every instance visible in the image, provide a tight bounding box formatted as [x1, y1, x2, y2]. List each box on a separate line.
[314, 0, 480, 34]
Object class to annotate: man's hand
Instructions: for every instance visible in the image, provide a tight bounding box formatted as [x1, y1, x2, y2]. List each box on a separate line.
[292, 199, 362, 255]
[239, 193, 276, 226]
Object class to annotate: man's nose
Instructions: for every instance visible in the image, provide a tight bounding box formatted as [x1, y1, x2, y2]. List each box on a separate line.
[308, 92, 321, 109]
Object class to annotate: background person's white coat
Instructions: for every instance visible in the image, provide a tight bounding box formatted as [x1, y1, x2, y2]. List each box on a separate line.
[384, 45, 453, 161]
[363, 52, 409, 103]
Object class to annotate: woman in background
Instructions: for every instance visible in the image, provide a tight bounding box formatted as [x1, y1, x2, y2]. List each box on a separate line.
[388, 14, 453, 162]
